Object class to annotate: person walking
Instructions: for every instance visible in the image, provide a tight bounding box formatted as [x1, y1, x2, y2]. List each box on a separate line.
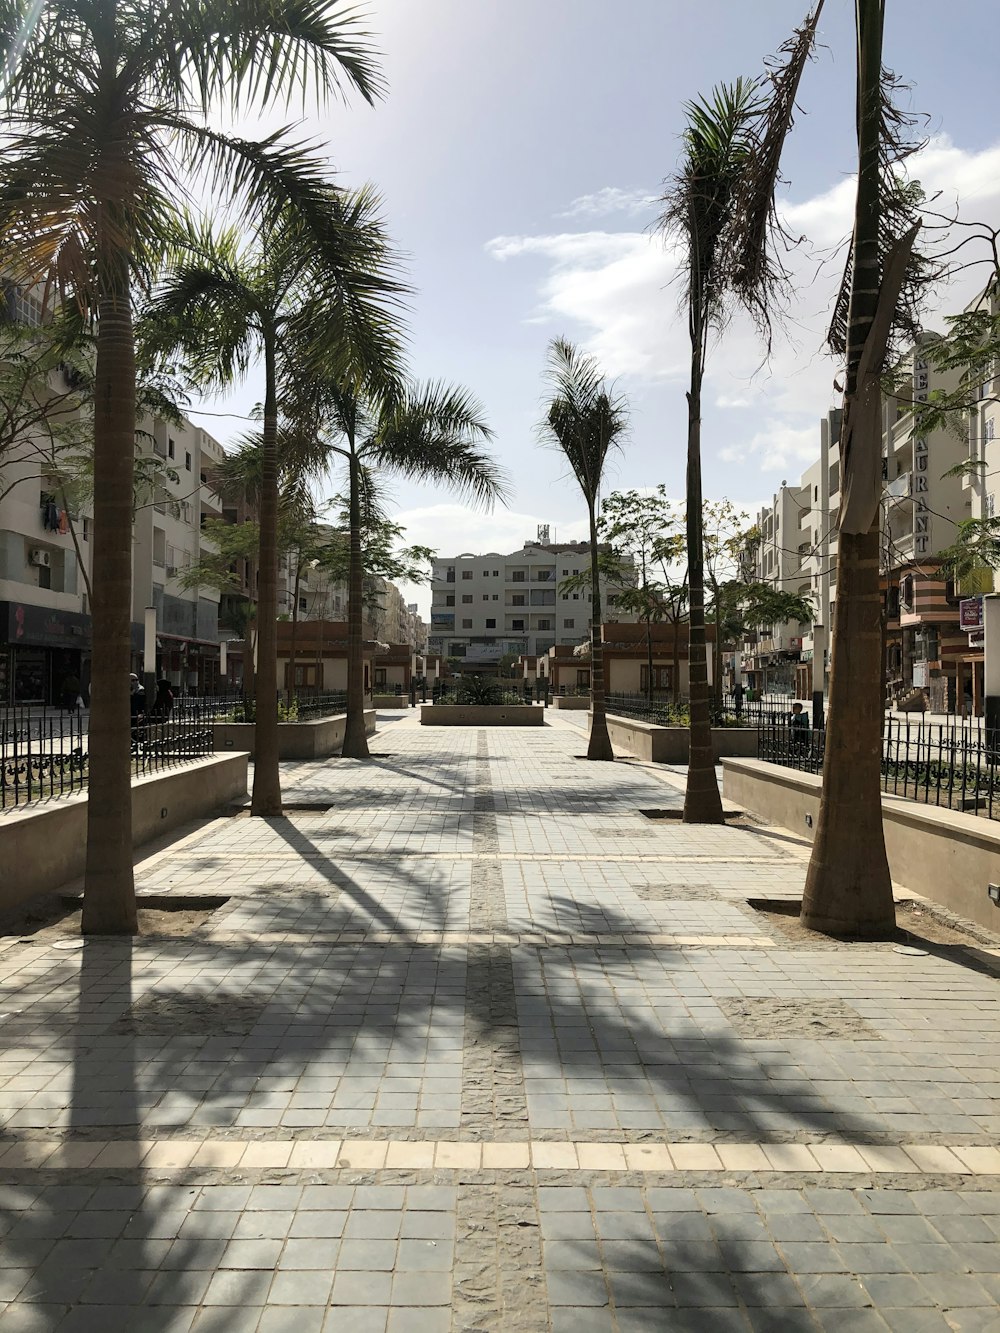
[154, 678, 174, 720]
[61, 673, 81, 714]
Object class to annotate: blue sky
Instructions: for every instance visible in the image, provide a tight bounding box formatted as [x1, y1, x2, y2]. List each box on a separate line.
[197, 1, 1000, 615]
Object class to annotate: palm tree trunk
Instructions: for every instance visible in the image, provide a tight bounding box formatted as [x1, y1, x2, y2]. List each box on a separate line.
[250, 333, 282, 815]
[82, 256, 138, 935]
[343, 447, 370, 758]
[587, 504, 614, 761]
[801, 0, 894, 935]
[684, 345, 724, 823]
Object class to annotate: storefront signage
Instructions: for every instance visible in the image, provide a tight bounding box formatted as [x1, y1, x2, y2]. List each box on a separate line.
[960, 596, 984, 632]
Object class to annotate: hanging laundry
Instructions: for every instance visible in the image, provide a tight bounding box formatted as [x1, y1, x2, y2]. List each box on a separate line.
[58, 509, 69, 534]
[43, 500, 60, 531]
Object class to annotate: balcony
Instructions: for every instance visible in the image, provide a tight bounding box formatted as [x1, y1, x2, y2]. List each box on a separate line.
[886, 472, 912, 499]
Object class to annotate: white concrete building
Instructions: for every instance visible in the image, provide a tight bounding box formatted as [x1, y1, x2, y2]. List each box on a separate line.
[427, 536, 634, 667]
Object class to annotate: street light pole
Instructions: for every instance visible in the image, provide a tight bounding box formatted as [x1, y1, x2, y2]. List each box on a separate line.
[143, 605, 157, 706]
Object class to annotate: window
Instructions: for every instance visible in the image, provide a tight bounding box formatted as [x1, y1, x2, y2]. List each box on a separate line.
[445, 594, 455, 607]
[572, 568, 579, 575]
[577, 669, 590, 688]
[462, 618, 473, 629]
[185, 451, 192, 471]
[561, 594, 568, 601]
[563, 619, 574, 629]
[537, 619, 551, 631]
[374, 668, 387, 688]
[640, 665, 673, 692]
[461, 569, 473, 580]
[167, 437, 175, 459]
[511, 571, 525, 582]
[511, 594, 525, 606]
[299, 597, 307, 612]
[562, 569, 568, 575]
[462, 594, 473, 603]
[445, 566, 455, 582]
[482, 595, 489, 602]
[814, 484, 818, 501]
[572, 593, 579, 600]
[987, 417, 996, 442]
[493, 569, 499, 576]
[82, 518, 90, 542]
[511, 619, 525, 630]
[450, 643, 466, 657]
[492, 594, 499, 601]
[899, 574, 915, 610]
[486, 618, 496, 629]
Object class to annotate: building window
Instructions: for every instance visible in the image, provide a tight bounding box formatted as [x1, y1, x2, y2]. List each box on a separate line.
[512, 594, 525, 606]
[492, 594, 499, 601]
[374, 668, 387, 688]
[577, 669, 590, 688]
[462, 594, 472, 603]
[899, 574, 914, 610]
[450, 643, 466, 656]
[486, 618, 496, 629]
[640, 665, 673, 692]
[512, 619, 525, 630]
[572, 593, 579, 600]
[462, 618, 473, 628]
[299, 597, 307, 612]
[511, 571, 525, 582]
[482, 595, 489, 602]
[185, 451, 192, 471]
[445, 594, 455, 606]
[461, 569, 473, 580]
[537, 619, 551, 631]
[562, 569, 568, 575]
[446, 566, 455, 582]
[493, 569, 499, 576]
[82, 518, 90, 541]
[563, 619, 574, 629]
[167, 437, 175, 459]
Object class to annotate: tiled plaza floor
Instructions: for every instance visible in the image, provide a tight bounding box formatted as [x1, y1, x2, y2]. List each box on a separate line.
[1, 711, 999, 1330]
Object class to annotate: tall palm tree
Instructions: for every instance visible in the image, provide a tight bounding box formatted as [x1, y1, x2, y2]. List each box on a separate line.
[658, 5, 823, 821]
[316, 381, 506, 758]
[151, 201, 404, 811]
[540, 338, 629, 761]
[0, 0, 384, 932]
[801, 0, 924, 936]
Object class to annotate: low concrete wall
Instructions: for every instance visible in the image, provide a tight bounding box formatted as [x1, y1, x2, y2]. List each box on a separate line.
[0, 753, 249, 913]
[373, 695, 409, 710]
[421, 704, 545, 726]
[213, 710, 376, 760]
[551, 696, 590, 710]
[595, 713, 758, 763]
[722, 757, 1000, 933]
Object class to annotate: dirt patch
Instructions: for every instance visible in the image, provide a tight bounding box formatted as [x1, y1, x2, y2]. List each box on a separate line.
[718, 996, 880, 1040]
[113, 992, 265, 1035]
[0, 893, 228, 941]
[749, 897, 1000, 977]
[634, 884, 719, 902]
[637, 808, 744, 822]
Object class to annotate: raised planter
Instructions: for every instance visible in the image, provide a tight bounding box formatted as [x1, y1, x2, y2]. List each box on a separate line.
[213, 710, 376, 760]
[421, 704, 544, 726]
[722, 757, 1000, 934]
[550, 696, 590, 710]
[0, 753, 249, 913]
[373, 694, 409, 710]
[593, 712, 758, 763]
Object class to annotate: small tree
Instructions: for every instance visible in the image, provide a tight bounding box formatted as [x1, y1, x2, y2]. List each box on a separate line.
[540, 339, 630, 761]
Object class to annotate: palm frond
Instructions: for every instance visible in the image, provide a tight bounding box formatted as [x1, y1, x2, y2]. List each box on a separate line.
[538, 337, 629, 507]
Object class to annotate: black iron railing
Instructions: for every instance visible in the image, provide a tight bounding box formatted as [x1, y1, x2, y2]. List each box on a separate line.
[758, 717, 1000, 822]
[604, 691, 780, 729]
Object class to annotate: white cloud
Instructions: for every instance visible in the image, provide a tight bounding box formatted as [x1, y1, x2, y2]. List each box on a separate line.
[557, 186, 658, 220]
[486, 135, 1000, 478]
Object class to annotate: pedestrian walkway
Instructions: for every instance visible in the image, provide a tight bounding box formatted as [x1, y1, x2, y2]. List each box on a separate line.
[0, 712, 998, 1331]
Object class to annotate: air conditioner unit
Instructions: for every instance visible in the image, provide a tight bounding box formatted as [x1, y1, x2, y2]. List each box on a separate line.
[166, 564, 178, 577]
[29, 548, 51, 568]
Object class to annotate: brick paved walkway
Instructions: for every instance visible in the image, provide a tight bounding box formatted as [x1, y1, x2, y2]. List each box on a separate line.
[1, 712, 999, 1330]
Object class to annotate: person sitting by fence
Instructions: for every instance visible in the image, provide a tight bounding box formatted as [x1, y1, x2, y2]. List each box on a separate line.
[788, 701, 810, 753]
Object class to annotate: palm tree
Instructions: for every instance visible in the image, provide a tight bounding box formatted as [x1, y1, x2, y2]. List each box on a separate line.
[151, 201, 404, 811]
[0, 0, 384, 932]
[315, 381, 506, 758]
[539, 338, 630, 761]
[801, 0, 924, 936]
[658, 5, 823, 821]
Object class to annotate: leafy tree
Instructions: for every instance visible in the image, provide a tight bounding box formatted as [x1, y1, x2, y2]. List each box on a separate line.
[151, 200, 403, 812]
[802, 0, 930, 938]
[539, 338, 630, 761]
[0, 0, 386, 932]
[313, 380, 503, 759]
[658, 6, 822, 823]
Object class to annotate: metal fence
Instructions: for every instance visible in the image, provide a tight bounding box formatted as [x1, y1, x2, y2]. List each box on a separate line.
[604, 691, 787, 729]
[758, 717, 1000, 822]
[0, 709, 213, 810]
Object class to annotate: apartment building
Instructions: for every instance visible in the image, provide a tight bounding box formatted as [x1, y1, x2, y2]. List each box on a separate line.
[745, 334, 974, 709]
[427, 535, 634, 667]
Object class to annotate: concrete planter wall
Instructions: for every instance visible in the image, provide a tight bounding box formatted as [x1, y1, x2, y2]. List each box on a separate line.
[212, 710, 376, 761]
[421, 704, 544, 726]
[0, 753, 249, 913]
[373, 695, 409, 710]
[722, 757, 1000, 933]
[550, 696, 590, 710]
[594, 712, 758, 763]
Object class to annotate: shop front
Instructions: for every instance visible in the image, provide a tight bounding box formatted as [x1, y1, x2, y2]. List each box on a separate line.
[0, 601, 92, 706]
